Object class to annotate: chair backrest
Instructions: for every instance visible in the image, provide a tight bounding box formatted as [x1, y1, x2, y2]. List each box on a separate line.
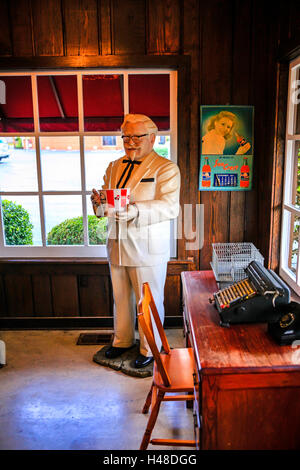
[138, 282, 172, 387]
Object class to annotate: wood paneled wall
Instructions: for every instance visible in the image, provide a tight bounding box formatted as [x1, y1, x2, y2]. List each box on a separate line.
[0, 0, 299, 322]
[0, 260, 192, 325]
[0, 0, 295, 267]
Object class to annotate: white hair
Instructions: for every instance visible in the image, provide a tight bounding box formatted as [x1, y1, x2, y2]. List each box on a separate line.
[121, 114, 158, 135]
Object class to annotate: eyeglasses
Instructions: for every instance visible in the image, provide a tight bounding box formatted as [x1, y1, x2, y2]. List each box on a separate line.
[121, 134, 149, 143]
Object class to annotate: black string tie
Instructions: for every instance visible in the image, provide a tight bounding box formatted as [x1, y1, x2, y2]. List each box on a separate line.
[116, 159, 142, 188]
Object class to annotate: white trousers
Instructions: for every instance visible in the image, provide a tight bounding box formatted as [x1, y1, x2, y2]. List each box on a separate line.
[109, 263, 168, 357]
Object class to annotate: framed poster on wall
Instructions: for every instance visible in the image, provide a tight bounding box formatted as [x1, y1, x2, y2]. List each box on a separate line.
[199, 105, 254, 191]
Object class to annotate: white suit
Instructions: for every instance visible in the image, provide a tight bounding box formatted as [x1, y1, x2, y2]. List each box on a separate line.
[100, 150, 180, 356]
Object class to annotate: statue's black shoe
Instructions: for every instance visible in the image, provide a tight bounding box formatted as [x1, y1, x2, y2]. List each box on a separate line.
[105, 345, 134, 359]
[134, 354, 154, 369]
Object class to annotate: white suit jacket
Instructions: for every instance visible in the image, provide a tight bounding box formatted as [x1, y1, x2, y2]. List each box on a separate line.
[101, 150, 180, 266]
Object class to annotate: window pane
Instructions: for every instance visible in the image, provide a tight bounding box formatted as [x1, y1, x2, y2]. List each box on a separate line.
[1, 196, 42, 246]
[86, 196, 108, 246]
[102, 136, 116, 146]
[83, 75, 124, 131]
[84, 136, 123, 191]
[289, 213, 299, 274]
[0, 137, 38, 191]
[40, 136, 81, 191]
[0, 76, 34, 132]
[154, 135, 170, 159]
[44, 195, 83, 246]
[129, 74, 170, 130]
[37, 75, 79, 132]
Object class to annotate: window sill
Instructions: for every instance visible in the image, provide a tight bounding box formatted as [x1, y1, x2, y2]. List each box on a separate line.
[0, 257, 109, 264]
[0, 257, 188, 265]
[290, 287, 300, 303]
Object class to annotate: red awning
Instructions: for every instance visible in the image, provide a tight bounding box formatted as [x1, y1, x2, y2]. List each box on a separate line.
[83, 74, 124, 131]
[0, 73, 170, 133]
[37, 75, 79, 131]
[0, 76, 34, 132]
[129, 74, 170, 130]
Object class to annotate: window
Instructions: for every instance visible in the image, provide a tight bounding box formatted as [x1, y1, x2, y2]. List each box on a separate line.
[0, 70, 177, 257]
[280, 56, 300, 294]
[102, 136, 116, 146]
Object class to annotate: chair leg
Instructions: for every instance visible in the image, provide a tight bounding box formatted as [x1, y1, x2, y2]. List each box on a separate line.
[140, 389, 165, 450]
[142, 382, 154, 414]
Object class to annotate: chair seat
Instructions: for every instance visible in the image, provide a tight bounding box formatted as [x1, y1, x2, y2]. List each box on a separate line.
[153, 347, 195, 392]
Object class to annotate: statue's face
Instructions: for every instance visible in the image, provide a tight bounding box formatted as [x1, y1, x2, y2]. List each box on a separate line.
[122, 121, 155, 160]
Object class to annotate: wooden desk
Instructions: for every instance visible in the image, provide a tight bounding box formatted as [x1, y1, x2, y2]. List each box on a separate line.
[181, 270, 300, 450]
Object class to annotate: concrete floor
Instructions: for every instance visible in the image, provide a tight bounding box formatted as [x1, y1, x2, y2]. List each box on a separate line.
[0, 328, 194, 451]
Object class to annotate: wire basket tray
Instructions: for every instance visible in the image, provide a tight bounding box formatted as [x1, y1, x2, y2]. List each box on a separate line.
[211, 242, 264, 285]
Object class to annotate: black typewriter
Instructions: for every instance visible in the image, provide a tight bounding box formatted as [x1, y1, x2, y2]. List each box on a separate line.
[210, 260, 290, 327]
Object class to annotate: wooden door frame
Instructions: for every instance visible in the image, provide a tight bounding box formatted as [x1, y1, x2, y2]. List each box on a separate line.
[269, 41, 300, 271]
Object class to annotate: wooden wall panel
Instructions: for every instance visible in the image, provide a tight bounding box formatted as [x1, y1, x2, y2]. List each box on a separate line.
[0, 0, 12, 56]
[32, 274, 53, 316]
[164, 275, 181, 317]
[147, 0, 180, 54]
[8, 0, 34, 56]
[0, 261, 190, 320]
[182, 0, 200, 269]
[112, 0, 146, 54]
[31, 0, 64, 56]
[63, 0, 99, 55]
[229, 0, 252, 243]
[199, 0, 234, 269]
[51, 274, 79, 316]
[79, 275, 111, 316]
[98, 0, 112, 55]
[0, 275, 6, 315]
[290, 0, 300, 39]
[248, 1, 279, 264]
[164, 261, 194, 317]
[4, 274, 33, 316]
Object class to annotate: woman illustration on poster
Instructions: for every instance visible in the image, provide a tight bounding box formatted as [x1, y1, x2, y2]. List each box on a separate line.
[201, 110, 251, 155]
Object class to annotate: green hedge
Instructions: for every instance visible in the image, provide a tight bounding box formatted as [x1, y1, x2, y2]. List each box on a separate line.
[2, 199, 33, 245]
[47, 215, 107, 245]
[154, 146, 169, 158]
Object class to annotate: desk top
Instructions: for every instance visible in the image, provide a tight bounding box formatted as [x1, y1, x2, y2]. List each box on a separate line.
[181, 270, 300, 375]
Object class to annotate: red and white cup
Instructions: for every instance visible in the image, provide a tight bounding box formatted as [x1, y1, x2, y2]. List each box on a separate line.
[99, 188, 130, 213]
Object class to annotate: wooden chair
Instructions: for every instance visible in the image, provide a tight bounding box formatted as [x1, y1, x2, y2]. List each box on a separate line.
[137, 282, 196, 450]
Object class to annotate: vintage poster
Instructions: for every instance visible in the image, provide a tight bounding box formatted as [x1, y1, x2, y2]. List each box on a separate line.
[199, 105, 254, 191]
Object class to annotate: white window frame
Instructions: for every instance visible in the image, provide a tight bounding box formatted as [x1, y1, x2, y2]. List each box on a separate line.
[0, 69, 177, 258]
[280, 56, 300, 294]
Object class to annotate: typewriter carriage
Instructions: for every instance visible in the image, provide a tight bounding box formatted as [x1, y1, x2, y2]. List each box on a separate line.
[211, 261, 291, 327]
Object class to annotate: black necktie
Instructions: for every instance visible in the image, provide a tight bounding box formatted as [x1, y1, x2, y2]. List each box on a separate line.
[116, 159, 142, 188]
